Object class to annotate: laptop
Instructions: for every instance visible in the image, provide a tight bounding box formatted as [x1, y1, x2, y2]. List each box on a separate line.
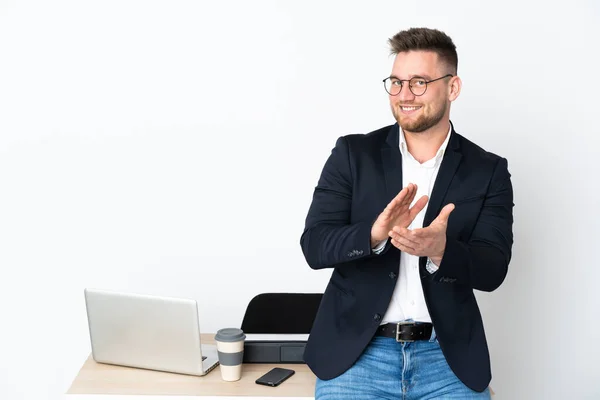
[84, 288, 219, 376]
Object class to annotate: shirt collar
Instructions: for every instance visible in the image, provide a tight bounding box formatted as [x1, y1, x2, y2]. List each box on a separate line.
[399, 124, 452, 165]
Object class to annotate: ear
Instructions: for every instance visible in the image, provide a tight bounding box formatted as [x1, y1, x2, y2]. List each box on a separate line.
[448, 76, 462, 102]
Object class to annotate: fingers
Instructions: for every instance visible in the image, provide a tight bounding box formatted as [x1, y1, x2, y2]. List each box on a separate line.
[390, 229, 423, 255]
[402, 183, 418, 207]
[388, 203, 454, 257]
[381, 184, 414, 219]
[432, 203, 455, 224]
[389, 226, 435, 256]
[394, 183, 417, 207]
[409, 195, 429, 219]
[382, 188, 410, 215]
[386, 183, 418, 213]
[389, 227, 419, 247]
[390, 237, 416, 254]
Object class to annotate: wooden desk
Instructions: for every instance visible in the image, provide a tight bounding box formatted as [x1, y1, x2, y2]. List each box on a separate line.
[67, 334, 316, 399]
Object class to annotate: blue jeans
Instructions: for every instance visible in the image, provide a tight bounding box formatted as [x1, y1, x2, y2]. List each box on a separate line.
[315, 336, 490, 399]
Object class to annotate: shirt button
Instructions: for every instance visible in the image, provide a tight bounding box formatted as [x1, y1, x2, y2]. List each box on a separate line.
[410, 300, 415, 306]
[389, 271, 397, 279]
[373, 314, 382, 322]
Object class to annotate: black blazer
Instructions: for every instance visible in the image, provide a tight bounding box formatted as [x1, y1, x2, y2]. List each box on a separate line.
[300, 122, 513, 392]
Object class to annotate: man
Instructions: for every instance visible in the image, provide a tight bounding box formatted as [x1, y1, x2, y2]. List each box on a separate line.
[300, 27, 513, 399]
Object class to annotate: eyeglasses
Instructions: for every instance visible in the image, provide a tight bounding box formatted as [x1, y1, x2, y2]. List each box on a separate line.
[382, 74, 453, 96]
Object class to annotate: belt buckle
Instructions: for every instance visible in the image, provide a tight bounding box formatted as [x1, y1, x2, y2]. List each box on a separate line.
[395, 321, 415, 342]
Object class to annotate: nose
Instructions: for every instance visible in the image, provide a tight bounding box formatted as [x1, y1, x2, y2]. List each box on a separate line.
[396, 83, 416, 102]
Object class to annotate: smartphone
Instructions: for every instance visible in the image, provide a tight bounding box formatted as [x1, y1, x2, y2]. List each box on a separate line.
[255, 367, 295, 387]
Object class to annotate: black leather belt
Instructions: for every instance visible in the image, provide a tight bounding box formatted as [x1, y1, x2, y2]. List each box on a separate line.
[375, 322, 433, 342]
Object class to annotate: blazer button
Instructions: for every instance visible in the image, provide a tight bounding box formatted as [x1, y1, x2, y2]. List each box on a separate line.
[389, 271, 397, 279]
[373, 313, 381, 322]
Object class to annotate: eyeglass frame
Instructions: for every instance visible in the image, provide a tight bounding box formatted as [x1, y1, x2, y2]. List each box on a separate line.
[382, 74, 454, 96]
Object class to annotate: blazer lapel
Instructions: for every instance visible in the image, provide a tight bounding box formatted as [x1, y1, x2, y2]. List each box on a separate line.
[381, 124, 403, 202]
[423, 125, 463, 228]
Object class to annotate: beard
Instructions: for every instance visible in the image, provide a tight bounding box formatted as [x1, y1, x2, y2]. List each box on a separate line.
[392, 101, 447, 133]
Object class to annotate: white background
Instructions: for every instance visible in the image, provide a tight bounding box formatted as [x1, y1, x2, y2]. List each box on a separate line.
[1, 1, 599, 399]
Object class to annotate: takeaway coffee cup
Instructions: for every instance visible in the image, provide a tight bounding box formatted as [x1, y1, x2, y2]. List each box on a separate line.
[214, 328, 246, 381]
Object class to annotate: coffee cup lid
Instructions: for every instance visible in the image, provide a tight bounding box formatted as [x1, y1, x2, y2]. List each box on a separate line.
[215, 328, 246, 342]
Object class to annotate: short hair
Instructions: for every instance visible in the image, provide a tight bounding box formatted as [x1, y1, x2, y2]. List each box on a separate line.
[388, 27, 458, 74]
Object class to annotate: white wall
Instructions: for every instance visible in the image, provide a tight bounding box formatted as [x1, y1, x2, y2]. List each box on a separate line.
[1, 1, 599, 399]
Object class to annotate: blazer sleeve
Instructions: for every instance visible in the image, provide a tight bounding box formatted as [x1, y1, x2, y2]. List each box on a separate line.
[434, 157, 514, 291]
[300, 136, 376, 270]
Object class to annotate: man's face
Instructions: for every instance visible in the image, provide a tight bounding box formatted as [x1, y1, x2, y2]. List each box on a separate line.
[388, 51, 451, 133]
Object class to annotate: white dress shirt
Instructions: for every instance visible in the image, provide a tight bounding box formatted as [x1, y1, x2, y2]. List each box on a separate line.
[377, 126, 451, 324]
